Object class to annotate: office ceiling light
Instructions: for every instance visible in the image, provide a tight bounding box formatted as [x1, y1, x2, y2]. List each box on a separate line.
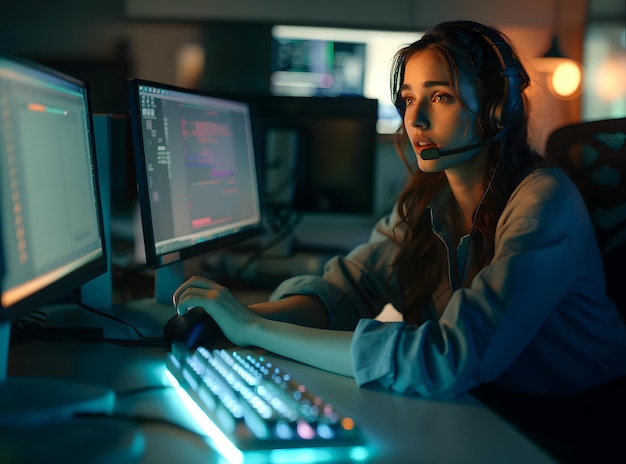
[535, 0, 584, 99]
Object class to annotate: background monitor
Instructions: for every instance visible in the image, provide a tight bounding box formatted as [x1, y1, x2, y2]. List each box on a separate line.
[262, 96, 378, 216]
[244, 94, 379, 254]
[270, 25, 422, 134]
[270, 37, 366, 98]
[0, 54, 113, 425]
[126, 79, 264, 303]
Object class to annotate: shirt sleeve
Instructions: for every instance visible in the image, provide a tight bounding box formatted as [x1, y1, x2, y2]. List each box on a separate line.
[351, 169, 588, 398]
[270, 206, 406, 330]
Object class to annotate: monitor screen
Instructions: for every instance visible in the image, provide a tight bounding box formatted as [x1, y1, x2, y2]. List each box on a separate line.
[270, 37, 366, 98]
[127, 79, 263, 269]
[270, 25, 422, 134]
[0, 55, 107, 322]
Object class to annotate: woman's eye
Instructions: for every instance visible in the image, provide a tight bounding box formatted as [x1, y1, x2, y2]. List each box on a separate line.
[433, 93, 452, 103]
[403, 96, 414, 106]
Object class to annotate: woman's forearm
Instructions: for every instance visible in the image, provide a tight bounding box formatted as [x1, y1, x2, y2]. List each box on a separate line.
[173, 278, 352, 375]
[248, 317, 355, 378]
[248, 294, 329, 327]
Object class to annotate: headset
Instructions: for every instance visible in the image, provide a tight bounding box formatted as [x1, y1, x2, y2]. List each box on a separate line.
[419, 20, 529, 160]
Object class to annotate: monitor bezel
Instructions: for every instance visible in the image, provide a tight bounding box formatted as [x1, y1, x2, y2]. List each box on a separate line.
[0, 54, 108, 322]
[126, 78, 265, 269]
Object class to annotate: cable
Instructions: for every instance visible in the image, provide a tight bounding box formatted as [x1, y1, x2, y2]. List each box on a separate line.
[73, 412, 208, 439]
[64, 294, 168, 347]
[458, 156, 501, 286]
[233, 208, 302, 279]
[114, 384, 174, 398]
[68, 294, 156, 341]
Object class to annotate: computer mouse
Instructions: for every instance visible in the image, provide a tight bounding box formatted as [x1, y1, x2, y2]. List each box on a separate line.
[163, 307, 229, 350]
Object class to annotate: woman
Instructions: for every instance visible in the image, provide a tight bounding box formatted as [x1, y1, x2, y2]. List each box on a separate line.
[173, 21, 626, 399]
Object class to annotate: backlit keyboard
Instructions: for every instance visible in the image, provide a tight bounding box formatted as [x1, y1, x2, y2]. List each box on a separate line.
[165, 343, 369, 463]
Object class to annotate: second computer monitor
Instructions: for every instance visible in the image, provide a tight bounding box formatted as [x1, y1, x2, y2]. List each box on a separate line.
[127, 79, 263, 279]
[0, 55, 107, 321]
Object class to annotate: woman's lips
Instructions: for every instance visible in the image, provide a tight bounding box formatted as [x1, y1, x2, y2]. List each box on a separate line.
[412, 136, 437, 151]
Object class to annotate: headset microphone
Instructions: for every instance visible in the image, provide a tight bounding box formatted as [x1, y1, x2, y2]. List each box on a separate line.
[419, 127, 510, 160]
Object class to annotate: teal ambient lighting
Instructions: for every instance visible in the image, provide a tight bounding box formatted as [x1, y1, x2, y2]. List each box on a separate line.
[165, 370, 371, 463]
[167, 370, 244, 463]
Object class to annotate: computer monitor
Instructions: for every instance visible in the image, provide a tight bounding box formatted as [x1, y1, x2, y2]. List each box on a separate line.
[240, 94, 379, 254]
[252, 95, 378, 214]
[270, 25, 421, 134]
[126, 79, 263, 305]
[0, 55, 113, 425]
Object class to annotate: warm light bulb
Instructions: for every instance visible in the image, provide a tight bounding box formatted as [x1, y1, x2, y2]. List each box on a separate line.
[176, 43, 205, 88]
[550, 61, 582, 98]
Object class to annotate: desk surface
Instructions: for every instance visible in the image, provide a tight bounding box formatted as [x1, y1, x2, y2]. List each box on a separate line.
[5, 337, 556, 464]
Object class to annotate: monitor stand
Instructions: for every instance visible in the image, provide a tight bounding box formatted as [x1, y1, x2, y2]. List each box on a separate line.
[111, 262, 184, 337]
[42, 262, 183, 341]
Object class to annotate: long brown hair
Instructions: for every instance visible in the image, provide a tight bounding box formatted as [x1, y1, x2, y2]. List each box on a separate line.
[390, 22, 544, 324]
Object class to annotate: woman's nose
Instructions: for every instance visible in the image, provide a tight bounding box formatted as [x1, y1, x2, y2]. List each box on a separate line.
[407, 103, 429, 129]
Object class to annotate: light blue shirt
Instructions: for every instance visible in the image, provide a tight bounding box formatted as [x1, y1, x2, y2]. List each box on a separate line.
[271, 167, 626, 398]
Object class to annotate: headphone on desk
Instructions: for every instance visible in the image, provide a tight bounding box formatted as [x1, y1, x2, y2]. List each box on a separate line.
[444, 20, 529, 132]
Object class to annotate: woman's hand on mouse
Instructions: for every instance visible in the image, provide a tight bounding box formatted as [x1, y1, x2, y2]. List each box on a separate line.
[173, 276, 261, 347]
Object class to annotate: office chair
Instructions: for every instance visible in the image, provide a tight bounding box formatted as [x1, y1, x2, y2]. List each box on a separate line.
[544, 117, 626, 320]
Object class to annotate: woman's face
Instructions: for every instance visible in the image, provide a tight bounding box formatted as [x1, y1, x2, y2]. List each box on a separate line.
[400, 49, 484, 173]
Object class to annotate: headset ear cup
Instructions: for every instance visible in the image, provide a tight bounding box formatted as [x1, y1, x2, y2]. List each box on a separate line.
[447, 21, 527, 132]
[488, 94, 504, 133]
[491, 72, 525, 131]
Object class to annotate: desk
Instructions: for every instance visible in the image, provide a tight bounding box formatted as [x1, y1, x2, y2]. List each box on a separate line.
[5, 338, 556, 463]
